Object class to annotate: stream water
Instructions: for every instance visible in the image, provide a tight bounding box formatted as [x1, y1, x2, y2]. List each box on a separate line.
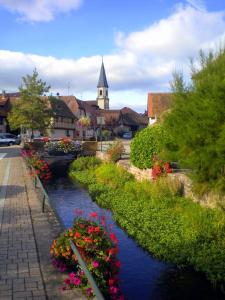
[47, 176, 224, 300]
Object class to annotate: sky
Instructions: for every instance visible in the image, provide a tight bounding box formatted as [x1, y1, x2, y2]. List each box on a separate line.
[0, 0, 225, 112]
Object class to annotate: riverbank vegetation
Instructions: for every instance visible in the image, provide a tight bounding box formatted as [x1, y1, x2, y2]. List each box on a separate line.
[131, 48, 225, 195]
[69, 157, 225, 288]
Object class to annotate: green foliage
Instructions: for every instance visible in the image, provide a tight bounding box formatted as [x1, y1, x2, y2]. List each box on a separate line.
[8, 69, 52, 133]
[106, 141, 124, 162]
[70, 162, 225, 286]
[70, 156, 101, 172]
[88, 183, 111, 200]
[102, 130, 111, 140]
[164, 48, 225, 190]
[95, 163, 134, 189]
[130, 124, 172, 169]
[69, 170, 96, 186]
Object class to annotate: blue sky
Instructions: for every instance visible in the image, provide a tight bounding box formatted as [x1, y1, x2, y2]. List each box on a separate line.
[0, 0, 225, 112]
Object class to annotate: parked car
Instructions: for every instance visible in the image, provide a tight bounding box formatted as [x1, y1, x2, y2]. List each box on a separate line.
[122, 132, 132, 139]
[0, 133, 21, 146]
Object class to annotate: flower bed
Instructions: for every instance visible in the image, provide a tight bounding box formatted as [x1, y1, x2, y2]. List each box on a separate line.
[21, 149, 52, 183]
[50, 212, 123, 299]
[44, 138, 82, 156]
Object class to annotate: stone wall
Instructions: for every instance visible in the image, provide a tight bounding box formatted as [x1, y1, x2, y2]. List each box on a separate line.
[169, 173, 225, 209]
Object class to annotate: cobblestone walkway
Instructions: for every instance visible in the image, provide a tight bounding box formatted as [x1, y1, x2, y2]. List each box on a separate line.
[0, 148, 85, 300]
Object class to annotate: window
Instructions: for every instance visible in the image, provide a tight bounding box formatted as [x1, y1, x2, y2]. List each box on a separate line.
[0, 117, 3, 125]
[71, 119, 73, 124]
[99, 90, 102, 96]
[61, 117, 63, 122]
[66, 130, 70, 137]
[106, 90, 108, 96]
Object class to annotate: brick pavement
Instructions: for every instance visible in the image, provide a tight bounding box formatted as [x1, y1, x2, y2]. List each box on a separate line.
[0, 148, 86, 300]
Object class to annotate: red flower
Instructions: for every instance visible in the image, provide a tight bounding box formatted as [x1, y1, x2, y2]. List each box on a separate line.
[115, 260, 121, 268]
[74, 231, 81, 238]
[94, 226, 100, 233]
[87, 226, 95, 234]
[89, 212, 98, 218]
[108, 278, 115, 286]
[110, 233, 118, 244]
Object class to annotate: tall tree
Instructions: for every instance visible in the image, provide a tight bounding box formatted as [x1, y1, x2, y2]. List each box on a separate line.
[163, 48, 225, 191]
[8, 69, 52, 137]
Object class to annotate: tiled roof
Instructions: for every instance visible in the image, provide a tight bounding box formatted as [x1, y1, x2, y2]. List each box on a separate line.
[50, 98, 76, 119]
[121, 107, 148, 126]
[98, 110, 121, 126]
[147, 93, 172, 118]
[59, 96, 81, 115]
[97, 62, 109, 88]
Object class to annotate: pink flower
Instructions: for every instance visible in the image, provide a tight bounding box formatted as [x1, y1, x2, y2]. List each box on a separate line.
[92, 261, 99, 268]
[89, 212, 98, 218]
[69, 272, 76, 280]
[109, 286, 119, 294]
[115, 260, 121, 268]
[73, 277, 81, 286]
[86, 287, 93, 296]
[101, 216, 106, 226]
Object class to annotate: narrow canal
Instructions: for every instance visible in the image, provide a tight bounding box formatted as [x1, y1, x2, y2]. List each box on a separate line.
[47, 176, 224, 300]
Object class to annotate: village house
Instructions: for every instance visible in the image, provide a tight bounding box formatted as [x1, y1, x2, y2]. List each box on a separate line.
[147, 92, 172, 125]
[0, 92, 77, 138]
[60, 61, 148, 139]
[0, 62, 148, 138]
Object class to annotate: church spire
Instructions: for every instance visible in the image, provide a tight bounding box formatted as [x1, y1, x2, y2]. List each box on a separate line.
[97, 61, 108, 88]
[97, 60, 109, 109]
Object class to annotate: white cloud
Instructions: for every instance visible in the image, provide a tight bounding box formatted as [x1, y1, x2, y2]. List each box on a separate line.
[0, 0, 82, 22]
[0, 4, 225, 112]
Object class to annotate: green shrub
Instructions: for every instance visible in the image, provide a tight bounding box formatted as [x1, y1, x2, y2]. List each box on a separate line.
[69, 170, 96, 186]
[95, 163, 134, 189]
[88, 183, 111, 200]
[130, 124, 170, 169]
[70, 156, 101, 172]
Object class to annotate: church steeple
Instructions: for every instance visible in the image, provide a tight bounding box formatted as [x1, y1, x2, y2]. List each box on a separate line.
[97, 60, 109, 109]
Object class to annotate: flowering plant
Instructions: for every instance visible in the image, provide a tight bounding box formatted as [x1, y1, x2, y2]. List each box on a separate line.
[152, 156, 172, 180]
[50, 212, 123, 299]
[21, 149, 52, 182]
[44, 138, 82, 156]
[78, 116, 91, 127]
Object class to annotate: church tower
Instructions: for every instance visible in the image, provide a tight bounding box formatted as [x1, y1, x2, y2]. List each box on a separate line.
[97, 61, 109, 109]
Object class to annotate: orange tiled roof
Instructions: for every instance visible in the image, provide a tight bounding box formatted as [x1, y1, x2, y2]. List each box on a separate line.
[147, 93, 172, 118]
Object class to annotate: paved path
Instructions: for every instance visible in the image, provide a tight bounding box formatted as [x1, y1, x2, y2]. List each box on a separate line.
[0, 146, 85, 300]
